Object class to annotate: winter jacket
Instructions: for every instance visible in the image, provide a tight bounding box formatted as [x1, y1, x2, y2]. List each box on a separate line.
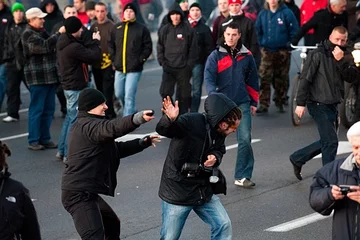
[212, 14, 226, 46]
[292, 8, 348, 46]
[3, 20, 27, 70]
[310, 154, 360, 240]
[62, 112, 149, 196]
[56, 33, 101, 90]
[157, 3, 198, 69]
[299, 0, 327, 35]
[297, 40, 359, 106]
[156, 93, 237, 206]
[256, 3, 299, 52]
[284, 0, 300, 26]
[0, 171, 41, 240]
[191, 18, 214, 64]
[109, 20, 152, 73]
[40, 0, 64, 33]
[21, 25, 60, 86]
[204, 42, 259, 107]
[0, 6, 12, 65]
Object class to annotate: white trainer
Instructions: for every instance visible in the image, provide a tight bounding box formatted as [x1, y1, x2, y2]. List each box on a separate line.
[2, 116, 19, 122]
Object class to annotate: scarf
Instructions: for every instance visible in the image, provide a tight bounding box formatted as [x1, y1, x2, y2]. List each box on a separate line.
[188, 15, 201, 28]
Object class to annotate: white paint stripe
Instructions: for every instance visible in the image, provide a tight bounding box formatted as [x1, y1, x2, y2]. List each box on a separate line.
[226, 139, 261, 150]
[143, 67, 162, 73]
[265, 212, 333, 232]
[0, 108, 29, 117]
[0, 133, 28, 141]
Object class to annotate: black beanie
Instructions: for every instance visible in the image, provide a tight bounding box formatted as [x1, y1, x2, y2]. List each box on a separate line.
[64, 16, 83, 34]
[123, 3, 137, 15]
[189, 3, 201, 11]
[78, 88, 106, 112]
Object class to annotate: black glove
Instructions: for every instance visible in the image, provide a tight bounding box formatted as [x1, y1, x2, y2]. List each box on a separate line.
[133, 111, 147, 125]
[139, 135, 152, 147]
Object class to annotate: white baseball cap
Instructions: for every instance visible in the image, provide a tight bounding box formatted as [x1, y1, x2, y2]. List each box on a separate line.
[25, 7, 47, 19]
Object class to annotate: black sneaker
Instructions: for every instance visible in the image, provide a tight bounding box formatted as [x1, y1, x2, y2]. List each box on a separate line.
[28, 144, 45, 151]
[256, 106, 268, 114]
[42, 141, 58, 149]
[290, 158, 302, 180]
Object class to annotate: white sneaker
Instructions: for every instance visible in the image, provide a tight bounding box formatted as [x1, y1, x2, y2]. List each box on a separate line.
[2, 116, 18, 122]
[234, 178, 256, 188]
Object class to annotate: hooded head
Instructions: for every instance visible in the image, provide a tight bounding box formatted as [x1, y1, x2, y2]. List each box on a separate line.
[167, 1, 184, 25]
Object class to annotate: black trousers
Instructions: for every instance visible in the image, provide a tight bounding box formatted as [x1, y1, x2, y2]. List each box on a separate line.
[93, 67, 116, 119]
[159, 66, 192, 115]
[56, 84, 67, 115]
[62, 190, 120, 240]
[6, 67, 24, 119]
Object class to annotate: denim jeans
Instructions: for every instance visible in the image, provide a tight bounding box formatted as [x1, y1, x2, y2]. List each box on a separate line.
[190, 64, 204, 112]
[0, 64, 7, 111]
[58, 90, 80, 157]
[114, 71, 142, 116]
[160, 195, 232, 240]
[290, 103, 338, 166]
[28, 84, 56, 145]
[234, 102, 255, 180]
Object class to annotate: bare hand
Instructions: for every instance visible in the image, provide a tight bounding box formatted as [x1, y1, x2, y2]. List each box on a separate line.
[346, 186, 360, 203]
[204, 154, 217, 167]
[92, 31, 101, 41]
[332, 46, 344, 61]
[143, 135, 161, 147]
[58, 26, 66, 34]
[331, 185, 345, 200]
[295, 106, 306, 118]
[142, 110, 155, 122]
[161, 96, 179, 121]
[250, 106, 257, 116]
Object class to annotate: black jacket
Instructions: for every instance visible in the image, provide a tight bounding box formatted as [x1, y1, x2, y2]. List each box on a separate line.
[109, 20, 152, 73]
[0, 171, 41, 240]
[192, 18, 214, 64]
[296, 40, 359, 106]
[156, 93, 237, 206]
[157, 3, 198, 69]
[3, 20, 27, 70]
[0, 6, 13, 65]
[62, 112, 149, 196]
[291, 8, 348, 46]
[40, 0, 64, 33]
[285, 0, 300, 26]
[56, 33, 101, 90]
[310, 155, 360, 240]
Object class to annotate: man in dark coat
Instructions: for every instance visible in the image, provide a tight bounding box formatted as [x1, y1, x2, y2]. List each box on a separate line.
[61, 88, 160, 240]
[310, 121, 360, 240]
[40, 0, 64, 34]
[156, 93, 241, 239]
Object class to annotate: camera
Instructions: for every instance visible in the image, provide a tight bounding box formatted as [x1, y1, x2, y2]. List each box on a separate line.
[181, 163, 200, 177]
[339, 185, 355, 195]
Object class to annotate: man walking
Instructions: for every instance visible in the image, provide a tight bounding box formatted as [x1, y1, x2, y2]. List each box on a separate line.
[290, 26, 359, 180]
[22, 7, 65, 150]
[157, 2, 198, 114]
[205, 22, 259, 188]
[110, 3, 152, 117]
[56, 16, 101, 163]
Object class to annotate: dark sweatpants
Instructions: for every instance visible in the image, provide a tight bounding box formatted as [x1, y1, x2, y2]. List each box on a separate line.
[159, 66, 192, 115]
[62, 190, 120, 240]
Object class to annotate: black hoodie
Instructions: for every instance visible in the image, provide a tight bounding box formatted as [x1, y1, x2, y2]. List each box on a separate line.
[0, 5, 12, 64]
[40, 0, 64, 33]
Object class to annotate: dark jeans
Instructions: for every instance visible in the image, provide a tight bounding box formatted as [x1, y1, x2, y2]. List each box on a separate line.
[93, 67, 116, 119]
[190, 64, 204, 112]
[290, 103, 338, 166]
[6, 67, 23, 119]
[62, 191, 120, 240]
[159, 66, 192, 115]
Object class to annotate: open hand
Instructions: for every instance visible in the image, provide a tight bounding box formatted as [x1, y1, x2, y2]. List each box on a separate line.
[204, 154, 217, 167]
[143, 135, 161, 147]
[161, 96, 179, 121]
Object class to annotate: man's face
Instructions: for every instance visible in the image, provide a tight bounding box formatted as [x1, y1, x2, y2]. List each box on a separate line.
[88, 102, 108, 116]
[0, 2, 4, 11]
[73, 27, 83, 38]
[64, 7, 77, 19]
[45, 3, 55, 14]
[266, 0, 279, 9]
[179, 1, 188, 11]
[86, 9, 95, 20]
[123, 8, 135, 21]
[30, 17, 45, 29]
[350, 136, 360, 165]
[13, 10, 24, 22]
[95, 5, 107, 22]
[217, 119, 240, 136]
[331, 1, 347, 15]
[189, 7, 201, 19]
[329, 30, 347, 46]
[170, 13, 181, 26]
[229, 3, 241, 14]
[73, 0, 85, 11]
[224, 27, 241, 48]
[218, 0, 229, 13]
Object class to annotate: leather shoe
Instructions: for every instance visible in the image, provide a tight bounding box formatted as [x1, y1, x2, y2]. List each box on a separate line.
[290, 158, 302, 180]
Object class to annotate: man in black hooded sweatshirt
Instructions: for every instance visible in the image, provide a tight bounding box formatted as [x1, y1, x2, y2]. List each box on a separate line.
[157, 2, 198, 115]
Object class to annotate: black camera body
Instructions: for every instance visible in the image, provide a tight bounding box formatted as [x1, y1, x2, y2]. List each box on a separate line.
[339, 185, 355, 195]
[181, 163, 201, 177]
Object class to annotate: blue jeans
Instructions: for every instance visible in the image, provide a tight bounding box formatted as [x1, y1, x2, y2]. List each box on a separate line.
[0, 64, 7, 111]
[235, 102, 255, 179]
[114, 71, 141, 116]
[290, 103, 338, 166]
[58, 90, 80, 157]
[28, 84, 56, 145]
[160, 195, 232, 240]
[190, 64, 204, 112]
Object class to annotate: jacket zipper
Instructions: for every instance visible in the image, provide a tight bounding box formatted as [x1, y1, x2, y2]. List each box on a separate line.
[122, 22, 129, 73]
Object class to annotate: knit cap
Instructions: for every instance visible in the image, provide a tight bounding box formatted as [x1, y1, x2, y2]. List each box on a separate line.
[78, 88, 106, 111]
[64, 16, 83, 34]
[11, 2, 25, 13]
[189, 2, 201, 11]
[123, 2, 137, 14]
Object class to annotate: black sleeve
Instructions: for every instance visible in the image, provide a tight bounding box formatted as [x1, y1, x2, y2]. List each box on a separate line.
[291, 12, 319, 45]
[156, 115, 187, 138]
[187, 27, 199, 68]
[2, 26, 10, 62]
[20, 188, 41, 240]
[204, 26, 215, 57]
[115, 138, 147, 158]
[109, 25, 117, 62]
[139, 26, 153, 62]
[335, 55, 360, 83]
[156, 25, 166, 66]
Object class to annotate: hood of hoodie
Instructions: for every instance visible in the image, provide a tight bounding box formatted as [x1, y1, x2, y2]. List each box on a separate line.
[167, 2, 184, 23]
[40, 0, 62, 18]
[264, 1, 286, 11]
[204, 93, 238, 128]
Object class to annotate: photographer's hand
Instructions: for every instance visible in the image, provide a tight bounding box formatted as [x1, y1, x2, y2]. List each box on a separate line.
[331, 185, 345, 200]
[204, 154, 217, 167]
[161, 96, 179, 121]
[346, 186, 360, 203]
[140, 135, 161, 147]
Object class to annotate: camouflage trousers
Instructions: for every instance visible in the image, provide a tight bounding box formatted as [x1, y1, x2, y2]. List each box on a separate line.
[258, 48, 291, 108]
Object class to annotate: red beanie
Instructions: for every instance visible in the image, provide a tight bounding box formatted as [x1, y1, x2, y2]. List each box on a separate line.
[228, 0, 242, 4]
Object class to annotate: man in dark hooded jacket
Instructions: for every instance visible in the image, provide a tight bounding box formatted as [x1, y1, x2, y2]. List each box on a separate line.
[156, 93, 241, 239]
[157, 2, 198, 115]
[40, 0, 63, 33]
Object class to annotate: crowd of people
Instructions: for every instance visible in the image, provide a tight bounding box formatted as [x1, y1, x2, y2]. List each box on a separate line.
[2, 0, 360, 238]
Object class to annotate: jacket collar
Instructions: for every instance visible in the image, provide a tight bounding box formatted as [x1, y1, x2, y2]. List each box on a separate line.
[218, 44, 249, 57]
[77, 110, 106, 119]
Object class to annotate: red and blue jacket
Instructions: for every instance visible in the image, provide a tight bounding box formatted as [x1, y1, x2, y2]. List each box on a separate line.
[204, 44, 259, 107]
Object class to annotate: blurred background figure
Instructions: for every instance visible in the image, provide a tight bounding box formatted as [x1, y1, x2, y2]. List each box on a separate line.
[40, 0, 63, 33]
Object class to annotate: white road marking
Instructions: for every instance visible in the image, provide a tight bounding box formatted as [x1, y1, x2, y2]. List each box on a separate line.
[265, 212, 333, 232]
[0, 133, 28, 141]
[143, 67, 162, 73]
[226, 139, 261, 150]
[0, 108, 29, 117]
